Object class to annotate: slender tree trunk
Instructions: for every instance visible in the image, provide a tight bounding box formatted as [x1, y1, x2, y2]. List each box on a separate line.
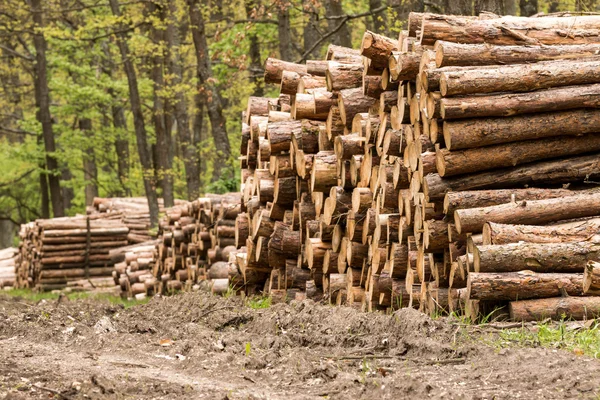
[303, 0, 321, 59]
[193, 93, 206, 182]
[109, 0, 160, 228]
[324, 0, 352, 48]
[31, 0, 64, 217]
[38, 134, 50, 219]
[519, 0, 538, 15]
[245, 0, 264, 96]
[369, 0, 387, 33]
[149, 1, 174, 207]
[475, 0, 507, 14]
[80, 118, 98, 206]
[444, 0, 473, 14]
[277, 0, 294, 61]
[60, 167, 74, 211]
[167, 0, 200, 200]
[111, 101, 130, 196]
[187, 0, 231, 183]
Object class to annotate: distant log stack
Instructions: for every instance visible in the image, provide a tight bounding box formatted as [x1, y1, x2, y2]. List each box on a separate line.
[0, 248, 17, 289]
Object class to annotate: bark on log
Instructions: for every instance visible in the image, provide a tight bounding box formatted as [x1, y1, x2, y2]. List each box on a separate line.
[584, 261, 600, 294]
[443, 109, 600, 150]
[435, 41, 600, 68]
[326, 61, 363, 91]
[421, 14, 600, 46]
[467, 271, 584, 301]
[510, 296, 600, 322]
[267, 120, 302, 155]
[437, 134, 600, 177]
[264, 58, 307, 84]
[440, 59, 600, 97]
[473, 242, 600, 273]
[423, 154, 600, 201]
[310, 151, 338, 193]
[455, 192, 600, 234]
[483, 218, 600, 245]
[443, 187, 583, 215]
[360, 31, 398, 70]
[338, 88, 376, 128]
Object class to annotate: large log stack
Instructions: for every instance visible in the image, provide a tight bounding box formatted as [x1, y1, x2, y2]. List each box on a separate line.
[16, 217, 129, 291]
[231, 12, 600, 320]
[0, 247, 17, 290]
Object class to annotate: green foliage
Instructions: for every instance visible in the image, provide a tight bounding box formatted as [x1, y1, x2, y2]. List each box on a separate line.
[246, 295, 272, 309]
[3, 288, 149, 309]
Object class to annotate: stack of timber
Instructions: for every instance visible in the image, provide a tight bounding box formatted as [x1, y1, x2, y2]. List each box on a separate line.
[17, 216, 129, 291]
[399, 12, 600, 322]
[111, 240, 159, 299]
[0, 247, 18, 289]
[233, 12, 600, 319]
[88, 197, 187, 243]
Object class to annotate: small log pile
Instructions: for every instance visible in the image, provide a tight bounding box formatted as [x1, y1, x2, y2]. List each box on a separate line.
[16, 216, 129, 291]
[0, 247, 17, 289]
[231, 12, 600, 320]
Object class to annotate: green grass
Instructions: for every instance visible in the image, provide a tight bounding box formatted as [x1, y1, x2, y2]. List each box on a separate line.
[486, 320, 600, 359]
[2, 288, 149, 309]
[246, 295, 272, 309]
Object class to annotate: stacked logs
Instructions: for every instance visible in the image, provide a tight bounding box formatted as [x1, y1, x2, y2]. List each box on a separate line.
[88, 197, 187, 243]
[395, 12, 600, 321]
[0, 247, 17, 289]
[111, 240, 159, 299]
[16, 217, 129, 291]
[231, 12, 600, 320]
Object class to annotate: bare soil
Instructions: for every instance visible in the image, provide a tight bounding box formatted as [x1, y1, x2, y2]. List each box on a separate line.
[1, 292, 599, 399]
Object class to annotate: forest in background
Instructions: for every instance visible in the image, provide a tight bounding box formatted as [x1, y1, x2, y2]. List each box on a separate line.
[0, 0, 597, 247]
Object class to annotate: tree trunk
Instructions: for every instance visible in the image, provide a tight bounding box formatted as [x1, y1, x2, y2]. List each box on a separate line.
[435, 41, 600, 69]
[149, 2, 174, 208]
[245, 0, 264, 96]
[31, 0, 64, 218]
[441, 59, 600, 97]
[277, 0, 294, 61]
[437, 134, 600, 177]
[440, 84, 600, 121]
[455, 192, 600, 234]
[80, 118, 98, 206]
[483, 219, 600, 245]
[422, 14, 600, 46]
[108, 0, 160, 228]
[473, 241, 600, 273]
[369, 0, 387, 34]
[444, 187, 581, 216]
[475, 0, 507, 14]
[188, 0, 231, 182]
[303, 0, 320, 59]
[423, 154, 600, 201]
[519, 0, 537, 16]
[467, 271, 584, 301]
[360, 31, 398, 70]
[510, 296, 600, 322]
[443, 0, 473, 14]
[168, 0, 200, 200]
[324, 0, 352, 48]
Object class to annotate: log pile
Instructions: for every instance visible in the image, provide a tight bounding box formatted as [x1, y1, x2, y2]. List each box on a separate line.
[111, 240, 159, 299]
[231, 12, 600, 320]
[16, 216, 129, 291]
[0, 247, 17, 289]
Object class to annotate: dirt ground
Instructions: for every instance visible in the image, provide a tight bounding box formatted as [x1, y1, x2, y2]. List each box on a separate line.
[1, 292, 600, 399]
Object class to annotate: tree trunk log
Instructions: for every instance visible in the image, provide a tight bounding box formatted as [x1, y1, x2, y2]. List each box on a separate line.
[326, 61, 363, 91]
[474, 241, 600, 273]
[264, 58, 307, 84]
[483, 218, 600, 245]
[440, 59, 600, 97]
[509, 296, 600, 322]
[443, 109, 600, 150]
[455, 192, 600, 234]
[467, 271, 584, 301]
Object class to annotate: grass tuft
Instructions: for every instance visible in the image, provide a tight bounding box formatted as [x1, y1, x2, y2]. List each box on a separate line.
[246, 295, 272, 309]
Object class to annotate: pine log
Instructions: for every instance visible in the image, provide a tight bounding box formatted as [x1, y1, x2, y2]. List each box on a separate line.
[326, 61, 363, 91]
[437, 134, 600, 177]
[298, 75, 327, 92]
[473, 242, 600, 273]
[483, 218, 600, 245]
[421, 15, 600, 46]
[435, 41, 600, 68]
[455, 192, 600, 234]
[361, 31, 398, 70]
[310, 151, 338, 193]
[467, 271, 584, 301]
[280, 70, 303, 95]
[264, 58, 307, 84]
[313, 91, 338, 116]
[292, 93, 328, 120]
[509, 296, 600, 322]
[440, 59, 600, 97]
[306, 60, 328, 76]
[423, 154, 600, 201]
[267, 120, 302, 155]
[441, 84, 600, 120]
[338, 88, 376, 128]
[334, 133, 366, 160]
[443, 187, 582, 216]
[443, 109, 600, 150]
